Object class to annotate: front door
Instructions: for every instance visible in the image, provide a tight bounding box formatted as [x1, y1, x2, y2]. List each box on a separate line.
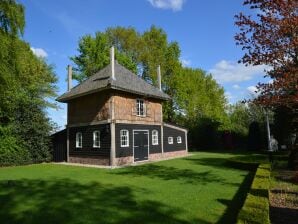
[133, 130, 149, 162]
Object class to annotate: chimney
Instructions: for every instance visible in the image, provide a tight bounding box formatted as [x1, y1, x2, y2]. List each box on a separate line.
[67, 65, 72, 91]
[157, 65, 162, 91]
[110, 46, 115, 80]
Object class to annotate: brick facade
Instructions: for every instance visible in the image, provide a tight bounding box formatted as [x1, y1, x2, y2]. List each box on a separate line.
[113, 92, 162, 123]
[69, 156, 110, 166]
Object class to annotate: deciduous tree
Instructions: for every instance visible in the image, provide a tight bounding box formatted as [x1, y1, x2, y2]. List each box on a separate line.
[235, 0, 298, 118]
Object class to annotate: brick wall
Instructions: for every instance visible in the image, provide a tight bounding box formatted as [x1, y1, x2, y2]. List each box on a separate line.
[113, 92, 162, 123]
[69, 156, 110, 166]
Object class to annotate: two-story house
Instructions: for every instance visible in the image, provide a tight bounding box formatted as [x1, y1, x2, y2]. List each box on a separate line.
[52, 47, 188, 166]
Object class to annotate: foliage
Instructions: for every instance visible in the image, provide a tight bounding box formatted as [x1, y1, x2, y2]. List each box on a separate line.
[0, 0, 57, 165]
[237, 163, 271, 224]
[0, 126, 31, 166]
[235, 0, 298, 113]
[71, 26, 228, 133]
[0, 152, 258, 223]
[0, 0, 25, 36]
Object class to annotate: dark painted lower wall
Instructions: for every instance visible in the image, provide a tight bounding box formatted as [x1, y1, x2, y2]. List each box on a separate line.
[51, 129, 67, 162]
[163, 126, 186, 152]
[69, 124, 111, 159]
[115, 123, 162, 158]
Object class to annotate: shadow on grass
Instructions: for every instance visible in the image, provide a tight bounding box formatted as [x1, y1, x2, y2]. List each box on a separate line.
[216, 170, 255, 224]
[184, 156, 259, 171]
[115, 155, 258, 224]
[115, 164, 228, 185]
[0, 179, 208, 224]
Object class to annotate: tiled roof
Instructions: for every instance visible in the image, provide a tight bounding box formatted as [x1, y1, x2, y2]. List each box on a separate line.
[56, 61, 170, 102]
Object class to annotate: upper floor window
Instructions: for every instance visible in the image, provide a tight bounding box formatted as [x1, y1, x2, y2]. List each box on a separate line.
[136, 99, 146, 116]
[177, 136, 182, 144]
[168, 137, 173, 144]
[120, 129, 129, 147]
[76, 132, 82, 148]
[93, 131, 100, 148]
[152, 130, 158, 145]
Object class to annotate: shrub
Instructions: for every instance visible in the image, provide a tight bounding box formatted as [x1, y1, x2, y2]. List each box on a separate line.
[237, 163, 271, 224]
[0, 126, 31, 166]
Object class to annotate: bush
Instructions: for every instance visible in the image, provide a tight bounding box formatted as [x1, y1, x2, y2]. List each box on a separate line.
[0, 127, 31, 166]
[237, 163, 271, 224]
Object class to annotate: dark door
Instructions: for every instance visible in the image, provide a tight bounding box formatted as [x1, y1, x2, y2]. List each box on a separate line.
[134, 130, 149, 162]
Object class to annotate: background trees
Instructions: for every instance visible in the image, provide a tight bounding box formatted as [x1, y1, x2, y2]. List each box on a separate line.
[0, 0, 57, 165]
[71, 26, 230, 149]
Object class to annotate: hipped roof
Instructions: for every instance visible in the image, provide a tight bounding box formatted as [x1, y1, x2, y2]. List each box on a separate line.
[56, 61, 170, 102]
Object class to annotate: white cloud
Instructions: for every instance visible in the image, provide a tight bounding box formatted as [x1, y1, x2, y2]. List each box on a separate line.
[247, 85, 259, 96]
[225, 91, 233, 101]
[180, 58, 191, 67]
[31, 47, 48, 58]
[209, 60, 268, 83]
[232, 84, 241, 89]
[147, 0, 186, 11]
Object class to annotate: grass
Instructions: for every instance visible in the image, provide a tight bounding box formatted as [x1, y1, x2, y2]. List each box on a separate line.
[0, 151, 265, 224]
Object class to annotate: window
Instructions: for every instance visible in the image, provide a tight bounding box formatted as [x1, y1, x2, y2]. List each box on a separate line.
[93, 131, 100, 148]
[76, 132, 82, 148]
[168, 137, 173, 144]
[152, 130, 158, 145]
[177, 136, 182, 144]
[136, 99, 146, 116]
[120, 129, 129, 147]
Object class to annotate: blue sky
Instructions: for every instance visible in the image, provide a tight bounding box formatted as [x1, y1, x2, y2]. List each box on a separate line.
[19, 0, 270, 129]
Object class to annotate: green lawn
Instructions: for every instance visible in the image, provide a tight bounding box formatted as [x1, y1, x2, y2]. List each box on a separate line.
[0, 151, 263, 224]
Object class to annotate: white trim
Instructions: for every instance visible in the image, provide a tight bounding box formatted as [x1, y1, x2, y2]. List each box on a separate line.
[115, 120, 161, 125]
[93, 130, 100, 148]
[152, 129, 159, 145]
[120, 129, 129, 147]
[76, 132, 82, 148]
[164, 123, 187, 132]
[136, 98, 146, 117]
[68, 119, 111, 128]
[133, 130, 149, 163]
[168, 137, 173, 144]
[177, 136, 182, 144]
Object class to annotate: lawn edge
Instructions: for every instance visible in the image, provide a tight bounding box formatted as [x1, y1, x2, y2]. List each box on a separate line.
[236, 163, 271, 224]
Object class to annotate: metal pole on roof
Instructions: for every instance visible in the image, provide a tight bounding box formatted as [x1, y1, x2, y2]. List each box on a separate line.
[110, 46, 115, 80]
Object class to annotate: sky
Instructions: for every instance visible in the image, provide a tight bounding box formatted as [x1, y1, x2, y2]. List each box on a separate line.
[19, 0, 271, 129]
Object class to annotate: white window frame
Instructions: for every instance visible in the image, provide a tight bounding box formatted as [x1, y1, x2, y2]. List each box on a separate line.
[168, 137, 173, 144]
[120, 129, 129, 147]
[152, 130, 159, 145]
[136, 99, 146, 117]
[76, 132, 82, 148]
[93, 131, 100, 148]
[177, 136, 182, 144]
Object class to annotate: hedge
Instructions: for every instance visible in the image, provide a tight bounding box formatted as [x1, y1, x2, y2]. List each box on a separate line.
[237, 163, 271, 224]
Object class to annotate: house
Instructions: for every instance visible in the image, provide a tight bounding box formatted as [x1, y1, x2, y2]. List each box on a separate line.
[52, 47, 188, 166]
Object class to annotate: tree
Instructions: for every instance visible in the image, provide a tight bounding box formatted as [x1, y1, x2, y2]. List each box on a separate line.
[235, 0, 298, 126]
[0, 0, 25, 36]
[71, 26, 183, 121]
[0, 0, 57, 165]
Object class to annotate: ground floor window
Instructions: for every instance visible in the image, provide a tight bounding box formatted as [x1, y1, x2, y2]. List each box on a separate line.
[177, 136, 182, 144]
[93, 131, 100, 148]
[168, 137, 173, 144]
[152, 130, 158, 145]
[120, 129, 129, 147]
[76, 132, 82, 148]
